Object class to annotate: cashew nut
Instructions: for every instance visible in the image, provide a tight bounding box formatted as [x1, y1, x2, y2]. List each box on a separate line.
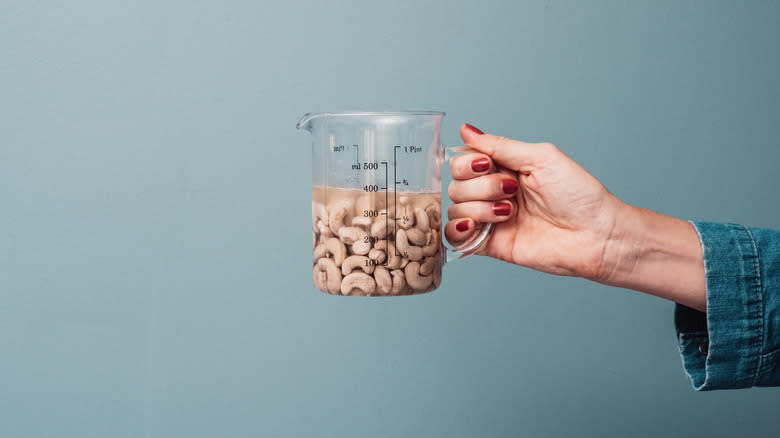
[317, 220, 332, 237]
[405, 228, 427, 246]
[368, 248, 386, 264]
[420, 255, 440, 276]
[341, 272, 376, 296]
[395, 229, 424, 261]
[404, 261, 433, 290]
[390, 269, 406, 294]
[351, 216, 372, 227]
[338, 226, 366, 244]
[318, 232, 330, 245]
[328, 200, 353, 235]
[400, 257, 409, 269]
[312, 201, 328, 234]
[422, 231, 439, 257]
[371, 219, 389, 239]
[425, 203, 441, 230]
[325, 237, 347, 267]
[314, 258, 342, 294]
[414, 208, 430, 233]
[374, 266, 392, 294]
[351, 240, 371, 256]
[337, 227, 371, 255]
[312, 243, 328, 263]
[342, 255, 375, 275]
[374, 239, 387, 251]
[313, 268, 328, 293]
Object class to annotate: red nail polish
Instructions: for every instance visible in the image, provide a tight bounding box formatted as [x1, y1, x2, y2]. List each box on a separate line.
[456, 220, 470, 232]
[501, 179, 519, 194]
[464, 123, 484, 135]
[471, 158, 490, 172]
[493, 202, 511, 216]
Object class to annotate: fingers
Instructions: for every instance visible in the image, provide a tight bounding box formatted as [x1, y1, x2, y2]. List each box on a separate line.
[448, 200, 514, 223]
[460, 123, 556, 173]
[448, 173, 519, 203]
[450, 153, 493, 180]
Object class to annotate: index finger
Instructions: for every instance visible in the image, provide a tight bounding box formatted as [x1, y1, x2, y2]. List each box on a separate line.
[449, 152, 493, 180]
[460, 124, 551, 174]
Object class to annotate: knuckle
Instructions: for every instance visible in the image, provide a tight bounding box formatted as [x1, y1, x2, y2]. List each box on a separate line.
[447, 204, 456, 219]
[453, 156, 470, 176]
[447, 181, 460, 201]
[493, 135, 512, 151]
[453, 154, 480, 178]
[540, 142, 559, 154]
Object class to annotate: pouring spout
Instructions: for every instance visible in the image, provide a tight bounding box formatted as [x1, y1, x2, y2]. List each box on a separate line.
[296, 113, 318, 132]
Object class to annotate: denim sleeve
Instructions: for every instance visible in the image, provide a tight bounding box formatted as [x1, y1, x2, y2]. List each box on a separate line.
[675, 221, 780, 390]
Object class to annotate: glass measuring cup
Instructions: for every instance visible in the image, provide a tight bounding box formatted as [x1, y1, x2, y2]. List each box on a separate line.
[298, 111, 493, 296]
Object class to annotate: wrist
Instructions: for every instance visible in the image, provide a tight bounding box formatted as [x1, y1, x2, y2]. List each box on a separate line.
[594, 201, 706, 311]
[590, 200, 639, 283]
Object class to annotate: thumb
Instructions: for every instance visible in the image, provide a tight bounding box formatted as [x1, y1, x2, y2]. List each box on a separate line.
[460, 123, 548, 173]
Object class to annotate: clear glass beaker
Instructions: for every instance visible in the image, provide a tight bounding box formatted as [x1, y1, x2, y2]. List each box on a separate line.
[298, 111, 492, 296]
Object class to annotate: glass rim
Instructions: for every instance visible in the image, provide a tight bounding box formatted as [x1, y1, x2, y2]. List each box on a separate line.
[297, 110, 445, 130]
[309, 110, 444, 117]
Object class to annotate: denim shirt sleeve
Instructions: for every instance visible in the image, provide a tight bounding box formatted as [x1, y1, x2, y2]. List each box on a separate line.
[675, 221, 780, 390]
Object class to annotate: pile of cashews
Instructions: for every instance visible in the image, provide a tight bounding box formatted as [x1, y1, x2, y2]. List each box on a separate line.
[312, 195, 443, 296]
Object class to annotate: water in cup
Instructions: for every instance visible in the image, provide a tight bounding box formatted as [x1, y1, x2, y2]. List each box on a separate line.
[312, 185, 442, 296]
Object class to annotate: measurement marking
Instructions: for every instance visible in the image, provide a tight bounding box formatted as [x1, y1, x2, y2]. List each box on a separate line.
[381, 160, 389, 266]
[393, 146, 400, 257]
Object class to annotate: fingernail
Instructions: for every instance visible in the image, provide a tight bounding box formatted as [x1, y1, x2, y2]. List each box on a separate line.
[493, 202, 511, 216]
[501, 179, 519, 194]
[471, 158, 490, 172]
[464, 123, 484, 135]
[456, 219, 470, 232]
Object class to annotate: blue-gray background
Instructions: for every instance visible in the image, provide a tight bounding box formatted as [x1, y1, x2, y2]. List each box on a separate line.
[1, 0, 778, 436]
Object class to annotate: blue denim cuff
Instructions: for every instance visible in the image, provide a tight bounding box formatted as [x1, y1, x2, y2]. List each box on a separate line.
[675, 221, 765, 390]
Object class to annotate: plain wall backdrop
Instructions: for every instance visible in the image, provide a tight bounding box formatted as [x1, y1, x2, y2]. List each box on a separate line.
[1, 0, 779, 436]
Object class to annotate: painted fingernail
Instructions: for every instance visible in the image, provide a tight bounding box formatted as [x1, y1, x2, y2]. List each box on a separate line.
[456, 219, 470, 232]
[501, 179, 519, 194]
[471, 158, 490, 172]
[464, 123, 484, 135]
[493, 202, 511, 216]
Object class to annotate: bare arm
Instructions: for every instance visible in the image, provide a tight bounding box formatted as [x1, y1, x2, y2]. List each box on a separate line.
[597, 203, 706, 311]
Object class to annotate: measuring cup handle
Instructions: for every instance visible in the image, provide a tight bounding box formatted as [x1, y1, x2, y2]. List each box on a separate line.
[443, 145, 496, 260]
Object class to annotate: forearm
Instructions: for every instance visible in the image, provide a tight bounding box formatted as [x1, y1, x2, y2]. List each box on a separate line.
[596, 202, 707, 311]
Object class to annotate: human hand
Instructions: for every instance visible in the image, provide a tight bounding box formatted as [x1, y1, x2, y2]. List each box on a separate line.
[445, 124, 624, 280]
[446, 124, 706, 310]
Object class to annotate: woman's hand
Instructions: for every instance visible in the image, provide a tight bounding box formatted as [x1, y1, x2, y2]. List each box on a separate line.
[446, 123, 623, 280]
[445, 123, 706, 310]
